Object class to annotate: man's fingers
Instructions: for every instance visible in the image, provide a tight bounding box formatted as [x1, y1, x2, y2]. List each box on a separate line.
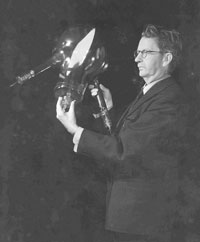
[56, 97, 69, 117]
[99, 84, 108, 92]
[88, 84, 94, 90]
[91, 88, 98, 96]
[89, 83, 109, 97]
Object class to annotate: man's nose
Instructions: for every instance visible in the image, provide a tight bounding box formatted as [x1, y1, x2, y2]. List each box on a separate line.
[134, 52, 142, 62]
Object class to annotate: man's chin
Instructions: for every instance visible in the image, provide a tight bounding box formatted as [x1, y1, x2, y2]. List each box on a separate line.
[139, 71, 146, 78]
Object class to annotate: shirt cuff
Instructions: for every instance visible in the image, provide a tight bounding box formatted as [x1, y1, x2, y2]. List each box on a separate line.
[73, 127, 84, 152]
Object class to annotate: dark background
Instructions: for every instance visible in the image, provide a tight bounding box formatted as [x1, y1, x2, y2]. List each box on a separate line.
[0, 0, 200, 241]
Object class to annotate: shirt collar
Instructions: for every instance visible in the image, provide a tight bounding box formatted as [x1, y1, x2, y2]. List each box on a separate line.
[143, 75, 171, 94]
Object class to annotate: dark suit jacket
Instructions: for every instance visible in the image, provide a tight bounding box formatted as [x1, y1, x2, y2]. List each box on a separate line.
[77, 77, 189, 237]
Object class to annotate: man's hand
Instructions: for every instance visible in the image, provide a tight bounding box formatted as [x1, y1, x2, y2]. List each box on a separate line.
[89, 83, 113, 110]
[56, 97, 79, 135]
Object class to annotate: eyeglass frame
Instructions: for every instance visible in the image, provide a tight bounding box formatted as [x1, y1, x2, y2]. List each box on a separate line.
[134, 50, 168, 59]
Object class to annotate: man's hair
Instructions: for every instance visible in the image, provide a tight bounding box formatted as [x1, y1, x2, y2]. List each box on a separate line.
[142, 24, 182, 73]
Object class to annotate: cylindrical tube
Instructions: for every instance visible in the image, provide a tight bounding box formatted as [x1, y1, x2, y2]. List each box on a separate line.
[93, 79, 112, 134]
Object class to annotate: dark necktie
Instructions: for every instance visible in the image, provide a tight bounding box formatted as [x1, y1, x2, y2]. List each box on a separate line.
[135, 88, 144, 102]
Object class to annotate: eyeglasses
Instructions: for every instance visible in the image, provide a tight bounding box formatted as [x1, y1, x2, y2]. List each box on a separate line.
[134, 50, 165, 59]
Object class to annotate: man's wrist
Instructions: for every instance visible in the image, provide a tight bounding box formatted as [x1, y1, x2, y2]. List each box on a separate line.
[71, 125, 80, 135]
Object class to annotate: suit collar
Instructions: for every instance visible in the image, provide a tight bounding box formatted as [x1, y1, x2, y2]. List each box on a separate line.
[143, 76, 170, 94]
[128, 76, 175, 114]
[115, 77, 175, 130]
[143, 76, 174, 97]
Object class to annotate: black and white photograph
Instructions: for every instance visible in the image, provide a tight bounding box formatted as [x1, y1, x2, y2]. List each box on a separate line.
[0, 0, 200, 241]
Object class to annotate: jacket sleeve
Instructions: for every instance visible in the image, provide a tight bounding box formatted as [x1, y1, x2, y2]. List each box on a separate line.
[77, 97, 187, 166]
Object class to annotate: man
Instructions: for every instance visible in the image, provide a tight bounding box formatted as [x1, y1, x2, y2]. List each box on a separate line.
[56, 24, 189, 242]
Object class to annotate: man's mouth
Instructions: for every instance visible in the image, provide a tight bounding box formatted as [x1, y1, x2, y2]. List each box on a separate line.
[138, 66, 144, 70]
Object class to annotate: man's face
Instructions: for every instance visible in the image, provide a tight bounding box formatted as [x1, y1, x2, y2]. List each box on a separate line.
[135, 37, 168, 84]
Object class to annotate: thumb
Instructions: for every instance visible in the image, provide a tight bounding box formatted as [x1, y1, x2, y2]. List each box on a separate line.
[56, 97, 63, 113]
[68, 100, 76, 113]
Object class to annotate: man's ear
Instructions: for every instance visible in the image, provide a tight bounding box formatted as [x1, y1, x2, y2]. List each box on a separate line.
[163, 52, 173, 67]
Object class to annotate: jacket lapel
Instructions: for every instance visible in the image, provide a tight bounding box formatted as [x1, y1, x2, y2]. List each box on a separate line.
[115, 77, 175, 131]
